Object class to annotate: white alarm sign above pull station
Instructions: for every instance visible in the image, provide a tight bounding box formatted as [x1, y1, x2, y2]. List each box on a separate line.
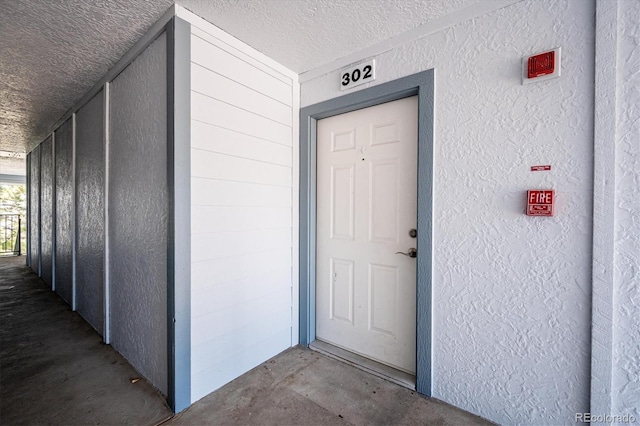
[522, 47, 561, 85]
[340, 59, 376, 91]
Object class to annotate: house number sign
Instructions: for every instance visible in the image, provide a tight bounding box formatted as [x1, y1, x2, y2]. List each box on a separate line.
[340, 59, 376, 91]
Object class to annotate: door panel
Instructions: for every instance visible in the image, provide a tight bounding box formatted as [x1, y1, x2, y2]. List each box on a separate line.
[370, 159, 399, 243]
[369, 263, 398, 336]
[316, 96, 418, 374]
[330, 258, 354, 324]
[331, 165, 355, 240]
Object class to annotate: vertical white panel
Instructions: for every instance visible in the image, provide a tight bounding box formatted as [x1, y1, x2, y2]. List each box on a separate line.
[103, 82, 111, 344]
[291, 74, 300, 346]
[611, 0, 640, 417]
[188, 19, 296, 403]
[26, 152, 31, 267]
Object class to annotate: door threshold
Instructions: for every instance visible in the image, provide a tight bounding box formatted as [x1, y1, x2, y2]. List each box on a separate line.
[309, 340, 416, 390]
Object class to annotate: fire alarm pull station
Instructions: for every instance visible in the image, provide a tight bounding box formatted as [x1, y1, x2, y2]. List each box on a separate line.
[527, 190, 554, 216]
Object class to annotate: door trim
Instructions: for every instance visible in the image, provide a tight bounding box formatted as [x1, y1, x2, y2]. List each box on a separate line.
[299, 70, 435, 396]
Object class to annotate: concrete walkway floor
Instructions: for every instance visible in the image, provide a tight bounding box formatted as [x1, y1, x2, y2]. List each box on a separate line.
[0, 255, 172, 425]
[1, 255, 491, 425]
[170, 348, 492, 426]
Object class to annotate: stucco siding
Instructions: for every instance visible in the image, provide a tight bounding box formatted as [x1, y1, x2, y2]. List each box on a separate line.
[54, 118, 73, 304]
[108, 32, 168, 396]
[302, 0, 594, 423]
[39, 136, 54, 288]
[75, 91, 105, 335]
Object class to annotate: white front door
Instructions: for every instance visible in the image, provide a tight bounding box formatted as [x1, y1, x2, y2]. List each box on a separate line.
[316, 96, 418, 374]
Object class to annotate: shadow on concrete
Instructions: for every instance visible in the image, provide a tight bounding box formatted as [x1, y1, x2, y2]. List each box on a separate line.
[170, 345, 493, 425]
[0, 255, 172, 425]
[1, 255, 492, 425]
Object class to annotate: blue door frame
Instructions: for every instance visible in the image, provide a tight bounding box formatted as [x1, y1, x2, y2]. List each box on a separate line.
[298, 70, 435, 395]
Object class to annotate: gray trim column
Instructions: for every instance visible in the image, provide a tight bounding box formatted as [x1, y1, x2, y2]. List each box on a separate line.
[37, 143, 42, 278]
[71, 113, 77, 310]
[26, 152, 31, 267]
[167, 16, 191, 413]
[415, 71, 435, 396]
[298, 70, 435, 396]
[103, 82, 111, 344]
[51, 131, 56, 292]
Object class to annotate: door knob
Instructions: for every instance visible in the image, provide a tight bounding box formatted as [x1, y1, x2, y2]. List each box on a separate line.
[395, 248, 417, 258]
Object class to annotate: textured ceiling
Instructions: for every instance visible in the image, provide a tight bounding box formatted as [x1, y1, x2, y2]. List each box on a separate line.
[0, 0, 173, 158]
[180, 0, 479, 74]
[0, 0, 478, 175]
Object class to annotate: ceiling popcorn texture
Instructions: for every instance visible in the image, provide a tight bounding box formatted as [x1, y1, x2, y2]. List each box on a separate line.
[0, 0, 479, 161]
[180, 0, 479, 74]
[0, 0, 173, 158]
[0, 151, 26, 175]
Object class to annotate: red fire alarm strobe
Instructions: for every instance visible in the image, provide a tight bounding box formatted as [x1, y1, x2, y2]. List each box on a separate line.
[528, 51, 554, 78]
[523, 48, 561, 85]
[527, 190, 554, 216]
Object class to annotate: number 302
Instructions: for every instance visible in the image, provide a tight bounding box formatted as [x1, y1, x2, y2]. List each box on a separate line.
[341, 65, 373, 87]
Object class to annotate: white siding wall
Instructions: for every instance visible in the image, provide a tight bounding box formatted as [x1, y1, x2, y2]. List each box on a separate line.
[185, 12, 298, 403]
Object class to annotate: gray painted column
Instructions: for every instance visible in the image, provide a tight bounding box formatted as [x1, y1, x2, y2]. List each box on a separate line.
[167, 17, 191, 413]
[103, 82, 111, 344]
[71, 113, 77, 310]
[26, 152, 31, 267]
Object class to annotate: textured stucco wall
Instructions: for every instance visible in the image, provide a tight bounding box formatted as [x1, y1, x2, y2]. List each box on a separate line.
[28, 144, 40, 275]
[302, 1, 594, 424]
[612, 0, 640, 417]
[75, 91, 105, 335]
[39, 136, 54, 287]
[109, 32, 167, 395]
[54, 118, 73, 304]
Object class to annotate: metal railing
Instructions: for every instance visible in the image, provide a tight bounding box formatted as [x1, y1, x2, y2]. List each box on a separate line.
[0, 214, 22, 256]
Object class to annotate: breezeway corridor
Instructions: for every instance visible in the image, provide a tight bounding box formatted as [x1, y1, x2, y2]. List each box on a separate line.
[0, 255, 489, 425]
[2, 1, 638, 423]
